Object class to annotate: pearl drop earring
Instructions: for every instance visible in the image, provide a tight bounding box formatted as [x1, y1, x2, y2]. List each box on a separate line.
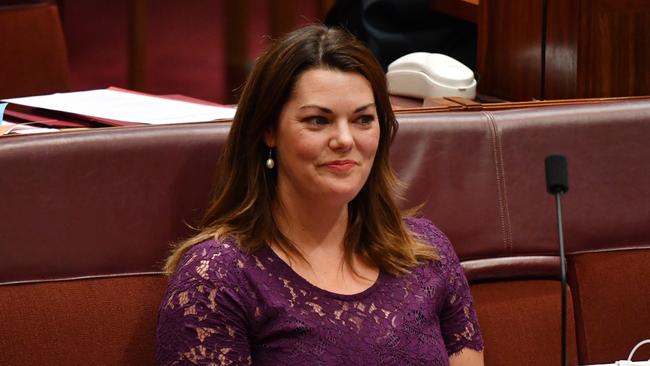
[266, 148, 275, 169]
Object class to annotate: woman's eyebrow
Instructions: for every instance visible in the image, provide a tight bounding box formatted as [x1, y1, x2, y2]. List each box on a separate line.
[298, 105, 333, 113]
[354, 103, 376, 113]
[298, 103, 376, 114]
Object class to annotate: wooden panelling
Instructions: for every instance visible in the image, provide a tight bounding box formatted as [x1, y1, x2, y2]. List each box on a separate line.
[543, 0, 578, 99]
[479, 0, 650, 101]
[477, 0, 543, 101]
[577, 0, 650, 98]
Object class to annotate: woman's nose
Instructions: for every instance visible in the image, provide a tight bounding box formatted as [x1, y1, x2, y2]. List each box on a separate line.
[329, 121, 354, 151]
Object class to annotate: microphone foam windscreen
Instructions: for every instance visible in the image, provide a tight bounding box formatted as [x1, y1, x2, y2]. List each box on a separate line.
[545, 154, 569, 194]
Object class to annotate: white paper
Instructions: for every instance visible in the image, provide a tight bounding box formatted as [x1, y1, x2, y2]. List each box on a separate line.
[0, 122, 59, 135]
[3, 89, 236, 124]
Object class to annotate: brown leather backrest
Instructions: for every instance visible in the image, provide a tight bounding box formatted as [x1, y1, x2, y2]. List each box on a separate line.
[3, 100, 649, 283]
[0, 123, 230, 284]
[396, 99, 650, 278]
[0, 3, 70, 98]
[494, 101, 650, 256]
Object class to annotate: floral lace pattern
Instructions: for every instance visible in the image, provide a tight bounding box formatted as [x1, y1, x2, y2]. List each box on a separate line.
[156, 217, 483, 365]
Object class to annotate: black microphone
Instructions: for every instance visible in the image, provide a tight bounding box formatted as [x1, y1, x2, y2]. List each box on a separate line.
[546, 155, 569, 194]
[545, 154, 569, 366]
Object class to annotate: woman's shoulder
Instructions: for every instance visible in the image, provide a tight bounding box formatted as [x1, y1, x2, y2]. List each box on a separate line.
[184, 235, 246, 261]
[171, 236, 251, 285]
[404, 216, 456, 259]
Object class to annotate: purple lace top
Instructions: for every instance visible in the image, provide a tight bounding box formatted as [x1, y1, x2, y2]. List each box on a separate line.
[156, 217, 483, 365]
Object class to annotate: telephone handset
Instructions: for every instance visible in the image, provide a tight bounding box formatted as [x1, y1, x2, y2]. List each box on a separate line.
[386, 52, 477, 99]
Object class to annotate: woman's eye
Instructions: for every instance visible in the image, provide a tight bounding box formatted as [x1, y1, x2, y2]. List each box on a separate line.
[306, 116, 329, 125]
[357, 115, 375, 125]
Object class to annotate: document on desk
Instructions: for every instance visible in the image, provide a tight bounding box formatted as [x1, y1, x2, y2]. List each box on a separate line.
[2, 88, 236, 125]
[0, 122, 59, 135]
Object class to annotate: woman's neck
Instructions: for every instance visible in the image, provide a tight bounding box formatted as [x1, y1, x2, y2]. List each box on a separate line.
[273, 196, 348, 256]
[271, 186, 380, 293]
[272, 194, 381, 294]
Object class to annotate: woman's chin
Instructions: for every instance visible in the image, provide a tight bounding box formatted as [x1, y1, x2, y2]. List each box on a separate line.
[318, 186, 364, 206]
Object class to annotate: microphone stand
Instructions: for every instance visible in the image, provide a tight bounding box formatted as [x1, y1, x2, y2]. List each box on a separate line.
[554, 192, 568, 366]
[546, 154, 569, 366]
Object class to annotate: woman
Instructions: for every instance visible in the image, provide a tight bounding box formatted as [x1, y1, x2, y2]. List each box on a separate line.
[157, 24, 484, 365]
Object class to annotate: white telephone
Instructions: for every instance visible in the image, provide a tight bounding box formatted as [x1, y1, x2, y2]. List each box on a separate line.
[386, 52, 477, 99]
[581, 339, 650, 366]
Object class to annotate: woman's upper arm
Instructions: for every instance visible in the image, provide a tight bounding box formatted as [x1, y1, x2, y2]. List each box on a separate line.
[156, 246, 252, 365]
[449, 348, 484, 366]
[418, 220, 484, 357]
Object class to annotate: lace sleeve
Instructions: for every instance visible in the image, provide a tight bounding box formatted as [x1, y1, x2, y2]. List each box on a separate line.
[411, 217, 484, 356]
[436, 230, 484, 355]
[156, 241, 252, 365]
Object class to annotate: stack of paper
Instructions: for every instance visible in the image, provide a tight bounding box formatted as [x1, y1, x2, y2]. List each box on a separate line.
[2, 88, 237, 126]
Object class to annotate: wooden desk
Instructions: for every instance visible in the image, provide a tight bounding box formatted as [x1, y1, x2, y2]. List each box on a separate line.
[390, 95, 650, 114]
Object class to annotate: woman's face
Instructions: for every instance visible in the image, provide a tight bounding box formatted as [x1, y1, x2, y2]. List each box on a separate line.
[266, 68, 380, 208]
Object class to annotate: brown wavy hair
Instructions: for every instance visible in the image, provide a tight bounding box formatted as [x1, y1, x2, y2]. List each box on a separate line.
[164, 24, 437, 276]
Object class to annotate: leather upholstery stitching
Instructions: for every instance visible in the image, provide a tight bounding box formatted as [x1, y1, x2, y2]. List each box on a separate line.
[485, 111, 513, 255]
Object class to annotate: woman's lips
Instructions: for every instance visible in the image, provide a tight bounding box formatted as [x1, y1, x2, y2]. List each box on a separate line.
[322, 160, 356, 172]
